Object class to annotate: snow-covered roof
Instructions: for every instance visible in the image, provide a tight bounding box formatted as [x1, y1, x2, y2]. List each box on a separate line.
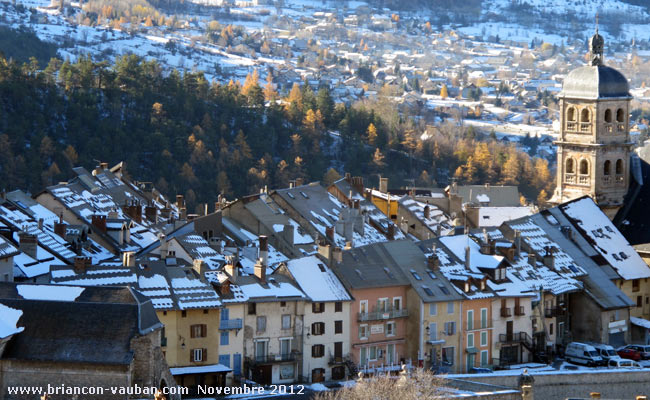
[0, 303, 25, 339]
[398, 196, 453, 236]
[560, 197, 650, 280]
[477, 207, 534, 228]
[51, 261, 220, 310]
[170, 363, 231, 375]
[631, 316, 650, 330]
[16, 284, 85, 301]
[439, 235, 503, 271]
[285, 256, 351, 302]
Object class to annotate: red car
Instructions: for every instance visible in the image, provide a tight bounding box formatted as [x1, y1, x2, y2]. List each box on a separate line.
[617, 348, 642, 361]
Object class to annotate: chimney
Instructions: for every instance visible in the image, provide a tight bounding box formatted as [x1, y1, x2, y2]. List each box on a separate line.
[225, 256, 239, 283]
[387, 224, 395, 240]
[317, 240, 332, 261]
[54, 214, 66, 239]
[159, 234, 168, 260]
[364, 189, 372, 202]
[344, 241, 353, 250]
[259, 235, 268, 267]
[464, 246, 471, 270]
[379, 177, 388, 193]
[506, 247, 516, 262]
[353, 199, 360, 210]
[289, 180, 295, 188]
[100, 162, 108, 170]
[176, 195, 184, 210]
[193, 259, 208, 275]
[344, 172, 351, 182]
[37, 218, 44, 231]
[352, 176, 364, 193]
[145, 204, 158, 222]
[254, 258, 266, 283]
[325, 225, 335, 243]
[427, 254, 439, 270]
[514, 230, 521, 258]
[123, 201, 142, 223]
[283, 223, 295, 246]
[107, 210, 119, 220]
[18, 232, 38, 259]
[73, 256, 92, 274]
[91, 214, 107, 233]
[543, 246, 555, 270]
[122, 251, 136, 267]
[332, 247, 342, 264]
[295, 178, 304, 187]
[424, 205, 431, 219]
[204, 203, 209, 216]
[528, 252, 536, 267]
[180, 207, 187, 221]
[221, 280, 232, 295]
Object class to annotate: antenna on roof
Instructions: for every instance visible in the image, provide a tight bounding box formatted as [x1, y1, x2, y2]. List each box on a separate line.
[595, 13, 599, 35]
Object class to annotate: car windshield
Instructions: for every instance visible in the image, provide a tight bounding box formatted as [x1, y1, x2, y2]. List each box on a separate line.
[607, 350, 617, 356]
[588, 351, 599, 357]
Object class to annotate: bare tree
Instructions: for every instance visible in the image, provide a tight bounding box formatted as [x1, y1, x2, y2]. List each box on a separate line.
[315, 368, 447, 400]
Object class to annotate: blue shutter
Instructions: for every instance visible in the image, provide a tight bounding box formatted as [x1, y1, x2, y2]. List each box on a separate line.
[220, 331, 229, 345]
[221, 308, 229, 321]
[219, 354, 230, 368]
[233, 354, 242, 376]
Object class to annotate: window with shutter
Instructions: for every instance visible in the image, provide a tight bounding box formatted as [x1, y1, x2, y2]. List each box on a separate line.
[335, 320, 343, 334]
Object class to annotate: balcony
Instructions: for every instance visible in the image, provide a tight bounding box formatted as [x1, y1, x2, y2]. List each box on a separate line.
[514, 306, 525, 316]
[465, 320, 491, 331]
[605, 124, 614, 133]
[615, 175, 624, 184]
[219, 319, 243, 330]
[500, 307, 512, 318]
[564, 174, 576, 184]
[579, 123, 591, 133]
[498, 332, 533, 350]
[602, 176, 612, 185]
[578, 175, 589, 185]
[617, 124, 626, 132]
[328, 354, 348, 366]
[247, 352, 301, 365]
[544, 308, 556, 318]
[566, 122, 577, 132]
[358, 308, 408, 322]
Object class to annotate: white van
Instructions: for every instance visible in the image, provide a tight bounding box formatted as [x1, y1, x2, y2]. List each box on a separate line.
[591, 343, 622, 362]
[565, 342, 604, 366]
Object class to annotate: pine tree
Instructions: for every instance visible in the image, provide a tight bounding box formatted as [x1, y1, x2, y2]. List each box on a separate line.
[440, 84, 448, 99]
[263, 73, 278, 102]
[372, 148, 386, 170]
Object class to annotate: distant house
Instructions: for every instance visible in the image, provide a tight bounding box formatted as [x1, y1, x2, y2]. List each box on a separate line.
[0, 283, 175, 399]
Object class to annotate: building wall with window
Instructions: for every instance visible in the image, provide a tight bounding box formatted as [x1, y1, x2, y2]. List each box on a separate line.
[301, 300, 351, 382]
[216, 303, 246, 385]
[243, 300, 305, 384]
[405, 288, 462, 373]
[616, 278, 650, 320]
[491, 296, 533, 367]
[461, 298, 493, 372]
[158, 308, 221, 386]
[349, 286, 409, 371]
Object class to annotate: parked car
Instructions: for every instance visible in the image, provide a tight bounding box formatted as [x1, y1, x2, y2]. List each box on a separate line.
[565, 342, 604, 366]
[623, 345, 650, 360]
[591, 343, 622, 362]
[617, 347, 642, 361]
[608, 359, 642, 369]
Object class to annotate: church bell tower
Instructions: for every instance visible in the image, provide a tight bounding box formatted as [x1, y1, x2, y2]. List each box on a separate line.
[552, 27, 632, 218]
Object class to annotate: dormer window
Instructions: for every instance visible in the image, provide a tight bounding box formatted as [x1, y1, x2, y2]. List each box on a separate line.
[480, 280, 486, 291]
[464, 282, 470, 293]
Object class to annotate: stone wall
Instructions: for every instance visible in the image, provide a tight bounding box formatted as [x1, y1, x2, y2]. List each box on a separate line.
[448, 369, 650, 400]
[0, 359, 130, 400]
